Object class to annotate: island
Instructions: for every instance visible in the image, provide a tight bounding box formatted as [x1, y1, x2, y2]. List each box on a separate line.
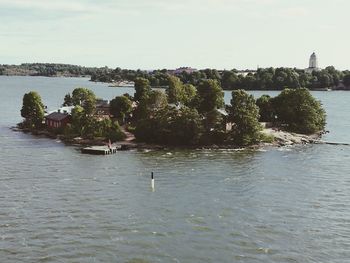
[15, 74, 327, 152]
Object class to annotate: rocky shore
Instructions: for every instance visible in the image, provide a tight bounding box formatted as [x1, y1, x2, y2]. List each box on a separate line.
[11, 124, 327, 153]
[261, 127, 322, 147]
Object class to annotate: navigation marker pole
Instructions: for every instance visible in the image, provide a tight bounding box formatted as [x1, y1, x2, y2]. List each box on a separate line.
[151, 172, 155, 191]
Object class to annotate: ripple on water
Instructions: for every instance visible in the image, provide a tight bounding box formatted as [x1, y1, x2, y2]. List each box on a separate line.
[1, 78, 350, 262]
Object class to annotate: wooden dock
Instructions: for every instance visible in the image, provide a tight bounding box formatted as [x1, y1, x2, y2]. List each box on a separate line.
[81, 146, 117, 155]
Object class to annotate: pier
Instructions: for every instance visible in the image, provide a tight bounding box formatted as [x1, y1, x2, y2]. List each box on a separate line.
[81, 146, 117, 155]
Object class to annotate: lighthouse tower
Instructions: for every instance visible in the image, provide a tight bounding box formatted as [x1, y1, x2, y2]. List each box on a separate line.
[306, 52, 320, 73]
[309, 52, 318, 68]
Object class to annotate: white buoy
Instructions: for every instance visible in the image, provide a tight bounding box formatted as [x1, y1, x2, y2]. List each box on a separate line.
[151, 172, 155, 190]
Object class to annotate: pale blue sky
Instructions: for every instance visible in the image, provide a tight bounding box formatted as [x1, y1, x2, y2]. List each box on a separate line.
[0, 0, 348, 70]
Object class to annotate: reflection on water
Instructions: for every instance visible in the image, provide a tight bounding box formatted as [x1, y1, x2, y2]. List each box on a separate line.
[1, 76, 350, 262]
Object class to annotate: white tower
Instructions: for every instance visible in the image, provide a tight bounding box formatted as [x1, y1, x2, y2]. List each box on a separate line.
[309, 52, 318, 68]
[305, 52, 320, 73]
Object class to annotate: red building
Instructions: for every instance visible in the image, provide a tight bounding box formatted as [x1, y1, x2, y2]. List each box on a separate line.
[45, 112, 71, 129]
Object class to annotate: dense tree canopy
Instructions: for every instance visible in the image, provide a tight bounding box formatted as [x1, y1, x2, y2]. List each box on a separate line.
[71, 88, 97, 114]
[343, 74, 350, 87]
[256, 95, 274, 122]
[21, 91, 45, 128]
[110, 95, 133, 122]
[134, 77, 151, 102]
[134, 106, 203, 145]
[229, 90, 262, 146]
[166, 75, 184, 104]
[0, 63, 105, 77]
[272, 88, 326, 134]
[90, 65, 348, 91]
[196, 79, 224, 113]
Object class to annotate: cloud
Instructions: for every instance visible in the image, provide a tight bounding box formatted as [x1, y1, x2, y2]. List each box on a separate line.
[0, 0, 278, 14]
[0, 0, 93, 12]
[280, 7, 309, 18]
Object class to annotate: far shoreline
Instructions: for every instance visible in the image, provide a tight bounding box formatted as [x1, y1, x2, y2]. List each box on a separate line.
[1, 75, 347, 91]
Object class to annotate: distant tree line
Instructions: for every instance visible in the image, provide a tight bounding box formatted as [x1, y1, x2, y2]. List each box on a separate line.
[0, 63, 110, 77]
[91, 66, 350, 91]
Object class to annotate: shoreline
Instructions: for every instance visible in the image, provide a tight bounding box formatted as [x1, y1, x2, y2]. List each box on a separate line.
[10, 125, 324, 152]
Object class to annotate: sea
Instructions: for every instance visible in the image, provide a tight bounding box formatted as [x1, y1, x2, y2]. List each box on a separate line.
[0, 76, 350, 263]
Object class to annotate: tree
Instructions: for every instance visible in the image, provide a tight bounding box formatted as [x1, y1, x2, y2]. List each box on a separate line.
[108, 121, 126, 142]
[110, 96, 133, 122]
[71, 105, 85, 135]
[272, 88, 326, 134]
[343, 74, 350, 87]
[133, 90, 168, 121]
[167, 107, 204, 145]
[196, 79, 224, 113]
[229, 90, 262, 146]
[72, 87, 96, 105]
[221, 70, 239, 90]
[182, 84, 197, 106]
[134, 106, 203, 145]
[256, 95, 274, 122]
[71, 88, 96, 114]
[63, 93, 73, 106]
[144, 90, 168, 110]
[134, 77, 151, 101]
[21, 91, 45, 128]
[166, 75, 184, 104]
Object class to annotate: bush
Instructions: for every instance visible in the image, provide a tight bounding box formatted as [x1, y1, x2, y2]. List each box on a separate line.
[229, 90, 262, 146]
[108, 121, 126, 142]
[134, 106, 204, 145]
[256, 94, 275, 122]
[272, 88, 326, 134]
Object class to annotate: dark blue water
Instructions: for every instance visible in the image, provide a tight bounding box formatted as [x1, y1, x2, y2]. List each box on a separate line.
[0, 76, 350, 263]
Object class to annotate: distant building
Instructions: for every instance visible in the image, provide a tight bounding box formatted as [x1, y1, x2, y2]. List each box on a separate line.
[45, 112, 71, 129]
[168, 67, 197, 75]
[305, 52, 320, 73]
[95, 99, 111, 118]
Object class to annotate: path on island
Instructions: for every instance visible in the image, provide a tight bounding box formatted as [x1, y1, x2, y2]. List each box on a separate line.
[121, 126, 135, 142]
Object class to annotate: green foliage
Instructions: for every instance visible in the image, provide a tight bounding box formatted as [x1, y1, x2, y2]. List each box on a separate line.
[63, 93, 73, 106]
[182, 84, 197, 106]
[229, 90, 262, 146]
[203, 109, 224, 132]
[71, 105, 85, 135]
[20, 91, 45, 128]
[134, 77, 151, 101]
[93, 118, 112, 138]
[221, 70, 239, 90]
[196, 79, 224, 113]
[0, 63, 105, 77]
[260, 133, 275, 143]
[146, 90, 168, 110]
[89, 65, 348, 91]
[272, 88, 326, 134]
[166, 75, 184, 104]
[70, 105, 125, 140]
[108, 121, 126, 142]
[344, 74, 350, 87]
[110, 95, 133, 122]
[71, 88, 96, 114]
[133, 90, 168, 121]
[134, 106, 203, 145]
[256, 95, 274, 122]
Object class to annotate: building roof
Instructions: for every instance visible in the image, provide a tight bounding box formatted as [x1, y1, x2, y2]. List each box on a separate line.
[216, 108, 228, 116]
[47, 106, 74, 115]
[45, 112, 70, 121]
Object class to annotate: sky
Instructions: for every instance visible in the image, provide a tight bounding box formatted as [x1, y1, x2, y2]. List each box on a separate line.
[0, 0, 349, 70]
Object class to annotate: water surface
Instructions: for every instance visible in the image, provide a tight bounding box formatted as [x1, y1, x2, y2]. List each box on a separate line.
[0, 76, 350, 263]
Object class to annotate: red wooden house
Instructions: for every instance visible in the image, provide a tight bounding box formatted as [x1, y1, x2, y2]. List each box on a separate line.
[45, 112, 71, 129]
